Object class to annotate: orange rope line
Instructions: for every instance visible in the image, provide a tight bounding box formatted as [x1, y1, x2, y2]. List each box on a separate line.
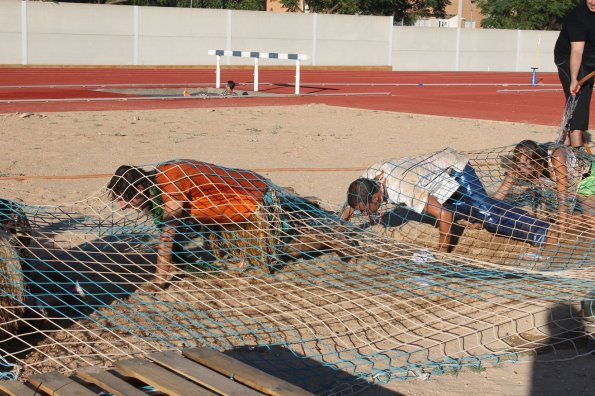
[0, 167, 366, 182]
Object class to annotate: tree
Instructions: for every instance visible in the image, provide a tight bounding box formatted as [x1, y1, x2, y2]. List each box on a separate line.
[474, 0, 580, 30]
[280, 0, 449, 25]
[129, 0, 264, 9]
[278, 0, 304, 12]
[47, 0, 265, 9]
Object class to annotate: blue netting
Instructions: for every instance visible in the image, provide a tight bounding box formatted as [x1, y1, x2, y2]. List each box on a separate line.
[0, 145, 593, 394]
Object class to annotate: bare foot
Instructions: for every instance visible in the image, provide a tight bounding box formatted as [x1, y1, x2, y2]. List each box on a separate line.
[544, 224, 560, 245]
[139, 271, 176, 293]
[138, 282, 165, 293]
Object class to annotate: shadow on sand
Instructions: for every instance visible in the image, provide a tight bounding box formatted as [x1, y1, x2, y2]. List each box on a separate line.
[529, 302, 595, 396]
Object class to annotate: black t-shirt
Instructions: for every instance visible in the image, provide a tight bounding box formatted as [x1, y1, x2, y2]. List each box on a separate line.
[554, 2, 595, 67]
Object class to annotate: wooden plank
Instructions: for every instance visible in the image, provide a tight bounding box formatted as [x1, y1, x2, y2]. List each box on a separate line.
[148, 350, 262, 396]
[28, 371, 97, 396]
[75, 366, 147, 396]
[183, 348, 314, 396]
[0, 380, 40, 396]
[115, 357, 216, 396]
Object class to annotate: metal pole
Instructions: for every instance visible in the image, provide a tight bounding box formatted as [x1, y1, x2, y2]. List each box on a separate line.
[254, 58, 259, 92]
[216, 55, 221, 88]
[295, 59, 300, 95]
[21, 0, 28, 65]
[455, 0, 463, 71]
[457, 0, 463, 28]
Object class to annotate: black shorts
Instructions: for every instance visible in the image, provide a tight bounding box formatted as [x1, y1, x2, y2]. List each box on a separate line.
[556, 59, 595, 131]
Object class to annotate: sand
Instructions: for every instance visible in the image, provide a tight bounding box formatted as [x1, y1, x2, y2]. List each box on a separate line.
[1, 104, 593, 395]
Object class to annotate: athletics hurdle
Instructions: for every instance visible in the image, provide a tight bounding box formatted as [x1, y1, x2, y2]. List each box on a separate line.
[208, 50, 309, 95]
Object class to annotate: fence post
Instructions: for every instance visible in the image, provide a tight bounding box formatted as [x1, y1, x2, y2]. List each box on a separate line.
[21, 0, 28, 65]
[295, 59, 301, 95]
[254, 57, 259, 92]
[216, 55, 221, 88]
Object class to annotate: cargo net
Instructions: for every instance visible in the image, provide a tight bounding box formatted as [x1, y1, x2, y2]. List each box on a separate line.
[0, 145, 594, 394]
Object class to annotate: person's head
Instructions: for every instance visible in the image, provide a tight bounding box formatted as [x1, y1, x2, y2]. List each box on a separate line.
[346, 178, 383, 216]
[511, 140, 549, 181]
[107, 165, 153, 210]
[226, 80, 236, 92]
[587, 0, 595, 13]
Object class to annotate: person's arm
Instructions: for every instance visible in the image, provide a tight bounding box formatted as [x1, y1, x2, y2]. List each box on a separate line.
[154, 198, 185, 282]
[339, 204, 355, 222]
[569, 41, 585, 94]
[550, 148, 570, 231]
[424, 195, 453, 253]
[492, 173, 516, 200]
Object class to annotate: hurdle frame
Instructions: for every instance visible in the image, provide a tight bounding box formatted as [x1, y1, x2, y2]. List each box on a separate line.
[208, 50, 309, 95]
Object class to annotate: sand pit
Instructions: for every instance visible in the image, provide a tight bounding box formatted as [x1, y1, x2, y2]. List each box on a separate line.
[0, 105, 594, 395]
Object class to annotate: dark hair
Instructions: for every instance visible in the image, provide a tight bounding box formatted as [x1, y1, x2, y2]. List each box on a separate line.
[347, 178, 379, 209]
[107, 165, 154, 202]
[226, 80, 236, 90]
[512, 140, 550, 180]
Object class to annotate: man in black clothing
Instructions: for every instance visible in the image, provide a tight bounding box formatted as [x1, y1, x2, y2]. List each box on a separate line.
[554, 0, 595, 148]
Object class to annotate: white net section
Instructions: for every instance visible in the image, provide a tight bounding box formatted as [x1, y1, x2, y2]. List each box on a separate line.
[0, 144, 593, 394]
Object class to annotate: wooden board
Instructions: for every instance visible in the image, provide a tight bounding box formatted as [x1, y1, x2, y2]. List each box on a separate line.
[183, 348, 314, 396]
[28, 371, 98, 396]
[75, 366, 146, 396]
[115, 357, 216, 396]
[0, 380, 39, 396]
[149, 350, 261, 396]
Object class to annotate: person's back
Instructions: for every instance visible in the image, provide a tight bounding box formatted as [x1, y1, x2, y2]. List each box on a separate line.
[155, 160, 268, 224]
[363, 148, 468, 214]
[345, 148, 554, 249]
[555, 2, 595, 67]
[554, 1, 595, 148]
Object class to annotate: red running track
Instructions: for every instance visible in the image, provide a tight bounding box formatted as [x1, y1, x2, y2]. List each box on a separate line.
[0, 67, 586, 127]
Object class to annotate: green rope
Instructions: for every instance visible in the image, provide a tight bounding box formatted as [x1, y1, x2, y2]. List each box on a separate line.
[148, 179, 163, 226]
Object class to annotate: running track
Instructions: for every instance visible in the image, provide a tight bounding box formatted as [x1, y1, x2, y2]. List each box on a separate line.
[0, 67, 586, 127]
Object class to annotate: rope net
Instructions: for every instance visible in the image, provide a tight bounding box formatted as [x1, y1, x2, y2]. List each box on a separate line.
[0, 144, 593, 393]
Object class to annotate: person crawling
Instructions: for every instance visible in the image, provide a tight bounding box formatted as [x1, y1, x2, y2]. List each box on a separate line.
[340, 148, 559, 253]
[107, 159, 352, 290]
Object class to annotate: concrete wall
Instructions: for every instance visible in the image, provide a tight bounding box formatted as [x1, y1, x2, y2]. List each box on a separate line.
[315, 14, 393, 67]
[230, 10, 313, 66]
[138, 7, 227, 65]
[393, 27, 458, 71]
[0, 1, 22, 63]
[26, 2, 134, 65]
[0, 0, 560, 72]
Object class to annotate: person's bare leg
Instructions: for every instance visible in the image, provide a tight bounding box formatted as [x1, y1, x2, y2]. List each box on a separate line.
[283, 231, 356, 261]
[142, 262, 177, 292]
[578, 195, 595, 236]
[544, 224, 560, 245]
[569, 130, 586, 148]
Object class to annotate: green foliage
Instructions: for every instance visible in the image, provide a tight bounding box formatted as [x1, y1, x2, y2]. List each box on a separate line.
[44, 0, 449, 24]
[52, 0, 264, 9]
[129, 0, 264, 9]
[280, 0, 449, 24]
[474, 0, 581, 30]
[278, 0, 303, 12]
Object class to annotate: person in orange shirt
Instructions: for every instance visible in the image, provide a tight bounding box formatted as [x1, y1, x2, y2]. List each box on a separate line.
[107, 159, 349, 290]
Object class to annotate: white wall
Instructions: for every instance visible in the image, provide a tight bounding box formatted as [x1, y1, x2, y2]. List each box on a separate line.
[0, 0, 560, 72]
[139, 7, 227, 65]
[0, 1, 24, 64]
[27, 2, 134, 65]
[393, 27, 458, 71]
[315, 14, 392, 67]
[230, 10, 314, 66]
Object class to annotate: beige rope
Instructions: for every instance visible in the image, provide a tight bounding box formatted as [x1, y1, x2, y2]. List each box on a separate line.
[0, 167, 367, 182]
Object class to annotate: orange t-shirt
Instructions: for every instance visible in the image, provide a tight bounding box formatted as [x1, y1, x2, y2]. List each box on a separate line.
[155, 160, 268, 224]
